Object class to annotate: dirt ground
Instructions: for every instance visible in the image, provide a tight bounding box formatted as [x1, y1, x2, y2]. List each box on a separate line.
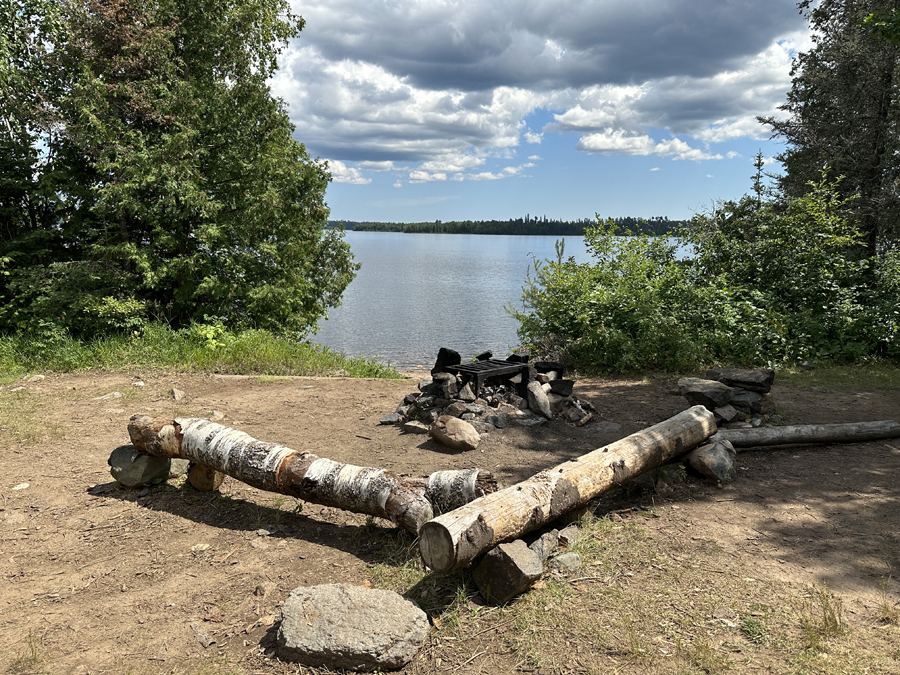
[1, 371, 898, 674]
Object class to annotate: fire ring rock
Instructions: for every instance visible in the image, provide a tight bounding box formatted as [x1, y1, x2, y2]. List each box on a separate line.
[277, 583, 429, 672]
[430, 415, 480, 451]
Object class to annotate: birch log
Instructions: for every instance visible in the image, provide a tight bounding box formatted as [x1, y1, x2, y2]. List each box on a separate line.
[714, 420, 900, 448]
[419, 405, 716, 573]
[127, 415, 496, 534]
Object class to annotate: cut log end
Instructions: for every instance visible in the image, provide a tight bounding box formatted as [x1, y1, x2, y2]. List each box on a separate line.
[419, 521, 456, 573]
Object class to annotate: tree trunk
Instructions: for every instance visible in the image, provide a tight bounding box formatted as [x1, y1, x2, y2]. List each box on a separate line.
[127, 415, 495, 535]
[419, 405, 716, 573]
[715, 420, 900, 448]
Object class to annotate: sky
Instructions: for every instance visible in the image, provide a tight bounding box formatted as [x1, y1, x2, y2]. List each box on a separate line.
[272, 0, 812, 223]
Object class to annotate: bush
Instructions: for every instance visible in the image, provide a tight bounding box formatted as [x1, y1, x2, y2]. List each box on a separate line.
[513, 175, 900, 372]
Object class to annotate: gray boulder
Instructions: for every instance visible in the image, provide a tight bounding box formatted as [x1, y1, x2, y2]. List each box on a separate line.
[677, 377, 734, 410]
[527, 529, 559, 562]
[277, 584, 429, 672]
[472, 540, 543, 605]
[526, 381, 552, 419]
[108, 445, 170, 488]
[548, 552, 582, 574]
[687, 439, 737, 483]
[705, 367, 775, 394]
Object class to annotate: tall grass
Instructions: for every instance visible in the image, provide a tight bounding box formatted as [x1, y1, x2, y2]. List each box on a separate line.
[0, 322, 401, 379]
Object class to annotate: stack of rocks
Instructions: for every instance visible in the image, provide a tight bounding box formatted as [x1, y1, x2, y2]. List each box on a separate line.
[678, 367, 776, 427]
[381, 348, 596, 451]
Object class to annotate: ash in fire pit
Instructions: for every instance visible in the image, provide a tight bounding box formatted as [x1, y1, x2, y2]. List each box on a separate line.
[383, 348, 596, 448]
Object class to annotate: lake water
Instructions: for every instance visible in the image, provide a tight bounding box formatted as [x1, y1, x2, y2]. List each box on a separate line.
[312, 231, 596, 370]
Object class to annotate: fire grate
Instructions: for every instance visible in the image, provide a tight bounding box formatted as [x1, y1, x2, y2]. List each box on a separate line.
[445, 359, 529, 399]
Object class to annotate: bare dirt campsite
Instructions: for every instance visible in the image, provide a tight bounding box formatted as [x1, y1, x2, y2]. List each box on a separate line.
[2, 371, 899, 674]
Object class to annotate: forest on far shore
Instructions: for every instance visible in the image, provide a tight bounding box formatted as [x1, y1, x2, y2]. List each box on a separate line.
[329, 215, 689, 237]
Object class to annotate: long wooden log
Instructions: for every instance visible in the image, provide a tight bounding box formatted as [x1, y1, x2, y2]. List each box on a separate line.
[419, 405, 716, 573]
[714, 420, 900, 448]
[127, 415, 496, 535]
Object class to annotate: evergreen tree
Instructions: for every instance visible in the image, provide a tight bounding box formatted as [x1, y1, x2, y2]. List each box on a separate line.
[760, 0, 900, 251]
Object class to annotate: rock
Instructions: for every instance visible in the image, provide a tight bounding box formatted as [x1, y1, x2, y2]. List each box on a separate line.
[131, 381, 145, 388]
[514, 417, 546, 427]
[402, 421, 431, 435]
[443, 401, 467, 417]
[188, 464, 226, 491]
[94, 391, 123, 401]
[277, 584, 428, 672]
[472, 540, 543, 605]
[558, 524, 581, 548]
[547, 393, 570, 414]
[705, 367, 775, 394]
[8, 386, 26, 392]
[485, 414, 509, 429]
[169, 458, 191, 478]
[404, 392, 421, 404]
[798, 360, 815, 371]
[731, 390, 775, 415]
[714, 404, 739, 423]
[475, 350, 493, 361]
[108, 444, 170, 488]
[527, 529, 559, 562]
[548, 552, 582, 574]
[526, 381, 552, 419]
[464, 403, 487, 415]
[431, 347, 461, 376]
[460, 412, 476, 421]
[677, 377, 734, 410]
[687, 439, 737, 483]
[548, 379, 575, 397]
[505, 353, 529, 363]
[430, 415, 480, 451]
[379, 413, 401, 425]
[169, 387, 185, 401]
[26, 374, 45, 383]
[457, 383, 476, 402]
[417, 379, 433, 392]
[431, 372, 458, 398]
[208, 410, 225, 422]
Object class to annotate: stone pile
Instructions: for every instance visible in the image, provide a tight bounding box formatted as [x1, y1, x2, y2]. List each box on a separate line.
[382, 348, 596, 451]
[678, 367, 776, 427]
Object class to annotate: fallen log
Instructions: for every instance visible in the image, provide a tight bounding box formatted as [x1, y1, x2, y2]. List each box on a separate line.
[127, 415, 496, 534]
[714, 420, 900, 448]
[419, 405, 716, 573]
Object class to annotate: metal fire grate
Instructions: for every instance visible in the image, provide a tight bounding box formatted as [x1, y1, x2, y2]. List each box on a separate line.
[445, 359, 528, 398]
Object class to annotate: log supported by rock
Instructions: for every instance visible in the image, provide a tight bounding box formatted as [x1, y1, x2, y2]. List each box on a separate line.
[127, 415, 495, 534]
[419, 405, 716, 573]
[715, 420, 900, 448]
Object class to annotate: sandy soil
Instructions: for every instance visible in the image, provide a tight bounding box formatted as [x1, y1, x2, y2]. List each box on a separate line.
[1, 371, 898, 674]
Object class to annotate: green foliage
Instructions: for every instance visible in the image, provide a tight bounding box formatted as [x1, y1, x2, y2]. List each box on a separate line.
[513, 172, 900, 372]
[1, 0, 356, 338]
[0, 321, 402, 378]
[865, 9, 900, 45]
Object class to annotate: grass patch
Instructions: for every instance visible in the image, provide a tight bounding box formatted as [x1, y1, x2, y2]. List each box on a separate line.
[359, 511, 900, 674]
[6, 633, 45, 675]
[778, 361, 900, 391]
[0, 391, 57, 449]
[0, 322, 401, 379]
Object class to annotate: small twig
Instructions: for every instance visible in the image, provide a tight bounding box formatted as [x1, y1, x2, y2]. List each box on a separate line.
[217, 543, 242, 563]
[453, 650, 487, 671]
[355, 435, 372, 440]
[466, 618, 514, 639]
[567, 576, 608, 584]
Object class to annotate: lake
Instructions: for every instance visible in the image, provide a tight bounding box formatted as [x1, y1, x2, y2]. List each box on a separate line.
[312, 231, 596, 370]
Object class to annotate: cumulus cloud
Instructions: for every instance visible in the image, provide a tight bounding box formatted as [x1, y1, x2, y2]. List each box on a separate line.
[273, 0, 808, 176]
[577, 132, 721, 161]
[326, 159, 372, 184]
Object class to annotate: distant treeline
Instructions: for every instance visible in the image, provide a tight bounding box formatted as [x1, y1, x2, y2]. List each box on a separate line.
[328, 215, 689, 236]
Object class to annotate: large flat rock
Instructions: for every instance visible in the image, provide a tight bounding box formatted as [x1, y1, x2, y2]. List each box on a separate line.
[277, 583, 429, 672]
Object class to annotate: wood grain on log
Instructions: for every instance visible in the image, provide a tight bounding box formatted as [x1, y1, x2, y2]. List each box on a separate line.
[715, 420, 900, 448]
[127, 415, 495, 534]
[419, 405, 716, 573]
